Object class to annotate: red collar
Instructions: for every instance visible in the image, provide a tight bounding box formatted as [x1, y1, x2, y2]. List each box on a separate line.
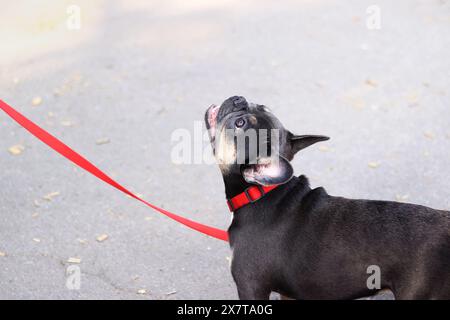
[227, 185, 278, 212]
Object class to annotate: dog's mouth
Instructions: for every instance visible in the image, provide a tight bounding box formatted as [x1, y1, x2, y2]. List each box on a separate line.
[205, 104, 220, 146]
[206, 104, 219, 129]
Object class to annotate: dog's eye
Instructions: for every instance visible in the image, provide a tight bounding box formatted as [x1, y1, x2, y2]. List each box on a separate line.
[235, 118, 246, 128]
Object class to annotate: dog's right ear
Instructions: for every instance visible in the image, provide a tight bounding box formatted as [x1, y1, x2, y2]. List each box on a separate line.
[288, 132, 330, 157]
[242, 156, 294, 186]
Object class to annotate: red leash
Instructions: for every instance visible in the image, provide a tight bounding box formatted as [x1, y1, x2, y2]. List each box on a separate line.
[0, 99, 229, 242]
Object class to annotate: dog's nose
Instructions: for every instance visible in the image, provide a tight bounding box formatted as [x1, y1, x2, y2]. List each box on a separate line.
[220, 96, 249, 116]
[231, 96, 248, 111]
[233, 96, 246, 107]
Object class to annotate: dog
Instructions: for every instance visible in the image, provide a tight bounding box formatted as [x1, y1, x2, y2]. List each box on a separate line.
[205, 96, 450, 300]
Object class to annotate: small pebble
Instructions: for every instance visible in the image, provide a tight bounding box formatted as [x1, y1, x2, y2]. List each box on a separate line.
[137, 289, 147, 295]
[423, 132, 435, 139]
[32, 238, 41, 243]
[0, 251, 6, 257]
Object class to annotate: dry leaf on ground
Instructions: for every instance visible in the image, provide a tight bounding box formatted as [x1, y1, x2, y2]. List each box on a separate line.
[96, 234, 109, 242]
[78, 239, 88, 245]
[32, 96, 43, 106]
[96, 138, 110, 145]
[8, 144, 25, 155]
[365, 79, 378, 87]
[395, 194, 410, 202]
[43, 191, 60, 201]
[61, 120, 73, 127]
[423, 132, 435, 139]
[67, 257, 81, 264]
[368, 162, 380, 169]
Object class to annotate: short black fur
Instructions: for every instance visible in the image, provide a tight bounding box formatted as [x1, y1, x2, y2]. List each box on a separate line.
[206, 96, 450, 300]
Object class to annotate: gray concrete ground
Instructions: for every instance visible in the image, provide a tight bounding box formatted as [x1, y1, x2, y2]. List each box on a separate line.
[0, 0, 449, 299]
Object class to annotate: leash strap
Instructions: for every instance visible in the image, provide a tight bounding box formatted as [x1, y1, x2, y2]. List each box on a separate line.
[0, 99, 229, 242]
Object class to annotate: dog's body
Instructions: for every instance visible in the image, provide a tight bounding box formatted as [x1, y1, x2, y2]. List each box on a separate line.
[206, 96, 450, 300]
[229, 175, 450, 299]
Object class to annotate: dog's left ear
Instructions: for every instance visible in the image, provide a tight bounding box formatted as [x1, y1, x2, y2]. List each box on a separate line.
[242, 156, 294, 186]
[289, 132, 330, 156]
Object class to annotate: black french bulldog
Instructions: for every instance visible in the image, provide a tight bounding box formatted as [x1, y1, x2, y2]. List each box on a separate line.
[205, 96, 450, 300]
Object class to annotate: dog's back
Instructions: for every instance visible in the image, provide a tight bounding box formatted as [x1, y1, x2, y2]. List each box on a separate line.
[280, 178, 450, 299]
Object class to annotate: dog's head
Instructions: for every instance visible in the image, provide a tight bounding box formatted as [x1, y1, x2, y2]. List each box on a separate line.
[205, 96, 329, 186]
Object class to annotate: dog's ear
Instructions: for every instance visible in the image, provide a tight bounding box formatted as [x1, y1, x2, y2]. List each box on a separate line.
[242, 156, 294, 186]
[289, 132, 330, 156]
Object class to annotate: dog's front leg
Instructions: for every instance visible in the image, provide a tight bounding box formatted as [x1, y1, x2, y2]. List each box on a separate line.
[236, 284, 271, 300]
[231, 258, 270, 299]
[233, 273, 270, 299]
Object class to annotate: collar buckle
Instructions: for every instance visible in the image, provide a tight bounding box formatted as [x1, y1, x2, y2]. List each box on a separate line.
[244, 185, 265, 203]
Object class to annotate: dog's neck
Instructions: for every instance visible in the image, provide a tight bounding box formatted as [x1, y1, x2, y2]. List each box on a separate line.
[222, 172, 255, 199]
[223, 172, 312, 201]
